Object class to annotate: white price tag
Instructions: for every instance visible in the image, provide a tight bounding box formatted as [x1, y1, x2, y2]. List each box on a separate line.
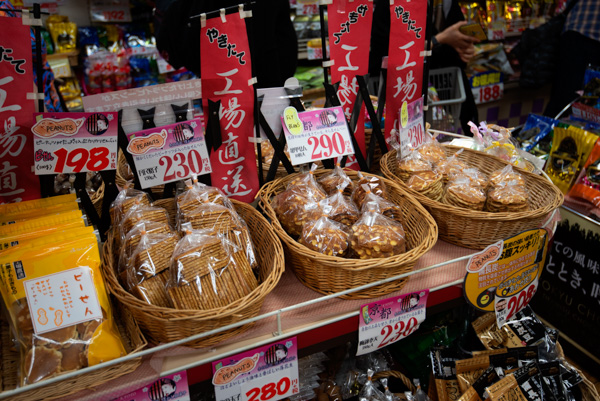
[90, 0, 132, 22]
[397, 98, 428, 158]
[357, 290, 428, 355]
[24, 267, 102, 335]
[473, 82, 504, 104]
[241, 368, 296, 401]
[496, 276, 539, 328]
[32, 112, 118, 175]
[281, 106, 354, 165]
[126, 118, 211, 189]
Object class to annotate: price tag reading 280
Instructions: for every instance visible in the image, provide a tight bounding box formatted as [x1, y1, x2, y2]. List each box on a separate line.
[126, 118, 212, 189]
[356, 290, 429, 356]
[281, 106, 355, 166]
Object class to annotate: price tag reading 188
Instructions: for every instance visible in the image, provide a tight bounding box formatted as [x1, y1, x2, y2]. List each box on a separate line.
[281, 106, 355, 166]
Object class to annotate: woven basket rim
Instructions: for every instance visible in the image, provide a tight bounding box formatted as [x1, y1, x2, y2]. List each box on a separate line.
[102, 199, 284, 319]
[257, 169, 438, 271]
[380, 146, 564, 221]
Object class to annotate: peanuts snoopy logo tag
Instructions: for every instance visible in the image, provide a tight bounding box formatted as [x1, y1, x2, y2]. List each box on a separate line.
[212, 353, 260, 385]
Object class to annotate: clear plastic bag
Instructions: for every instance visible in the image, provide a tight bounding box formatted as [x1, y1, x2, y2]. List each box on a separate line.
[176, 178, 232, 220]
[489, 165, 526, 188]
[320, 182, 360, 227]
[380, 378, 400, 401]
[350, 212, 406, 259]
[358, 369, 386, 401]
[272, 186, 324, 237]
[288, 164, 328, 200]
[397, 151, 433, 182]
[442, 176, 486, 211]
[416, 138, 446, 165]
[352, 173, 388, 210]
[166, 228, 258, 310]
[109, 182, 152, 225]
[406, 171, 443, 202]
[449, 167, 489, 190]
[434, 149, 468, 183]
[359, 185, 404, 224]
[318, 163, 354, 196]
[486, 182, 529, 213]
[119, 204, 171, 244]
[299, 214, 351, 257]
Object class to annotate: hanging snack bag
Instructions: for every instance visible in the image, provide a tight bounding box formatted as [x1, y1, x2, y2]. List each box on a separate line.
[109, 183, 152, 225]
[166, 228, 258, 310]
[472, 313, 507, 350]
[0, 232, 126, 386]
[349, 211, 406, 259]
[358, 369, 386, 401]
[407, 171, 444, 202]
[318, 162, 354, 196]
[488, 165, 526, 188]
[352, 172, 389, 210]
[273, 186, 324, 237]
[430, 347, 461, 401]
[501, 306, 546, 348]
[457, 366, 499, 401]
[299, 206, 351, 257]
[319, 183, 360, 227]
[443, 176, 487, 211]
[568, 138, 600, 208]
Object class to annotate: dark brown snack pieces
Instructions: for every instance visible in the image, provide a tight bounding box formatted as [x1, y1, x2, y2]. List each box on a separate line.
[352, 172, 388, 210]
[318, 163, 354, 196]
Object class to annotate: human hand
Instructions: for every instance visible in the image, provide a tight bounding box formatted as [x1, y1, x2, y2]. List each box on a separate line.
[436, 21, 479, 62]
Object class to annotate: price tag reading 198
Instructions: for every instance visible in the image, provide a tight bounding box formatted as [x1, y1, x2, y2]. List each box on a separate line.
[53, 147, 110, 173]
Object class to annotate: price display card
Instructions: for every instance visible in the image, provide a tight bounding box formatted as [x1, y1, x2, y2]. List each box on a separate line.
[32, 112, 118, 175]
[357, 290, 429, 356]
[281, 106, 355, 166]
[397, 97, 428, 157]
[471, 71, 504, 105]
[111, 370, 190, 401]
[126, 118, 211, 189]
[212, 337, 299, 401]
[90, 0, 132, 23]
[463, 229, 549, 328]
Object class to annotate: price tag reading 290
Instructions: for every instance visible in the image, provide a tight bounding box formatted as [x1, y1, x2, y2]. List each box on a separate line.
[282, 106, 355, 166]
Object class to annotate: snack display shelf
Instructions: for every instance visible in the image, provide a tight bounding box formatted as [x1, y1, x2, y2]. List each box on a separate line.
[0, 239, 477, 401]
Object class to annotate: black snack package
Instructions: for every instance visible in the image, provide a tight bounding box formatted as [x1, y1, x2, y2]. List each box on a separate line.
[430, 347, 461, 401]
[502, 306, 546, 348]
[539, 362, 567, 401]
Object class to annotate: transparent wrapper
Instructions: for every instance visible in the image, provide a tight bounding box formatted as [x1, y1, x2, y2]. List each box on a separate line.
[407, 171, 444, 202]
[0, 233, 126, 386]
[397, 151, 433, 182]
[360, 185, 404, 224]
[272, 186, 324, 237]
[539, 362, 567, 401]
[501, 306, 546, 348]
[486, 182, 529, 213]
[450, 168, 489, 190]
[166, 229, 258, 310]
[288, 164, 328, 200]
[435, 156, 469, 185]
[484, 363, 544, 401]
[318, 164, 354, 196]
[176, 178, 232, 219]
[443, 176, 487, 211]
[489, 165, 525, 188]
[109, 183, 152, 225]
[352, 173, 389, 210]
[359, 369, 386, 401]
[349, 212, 406, 259]
[126, 227, 180, 307]
[381, 378, 400, 401]
[319, 183, 360, 227]
[119, 204, 171, 244]
[414, 379, 432, 401]
[416, 139, 446, 165]
[472, 313, 507, 350]
[299, 215, 351, 257]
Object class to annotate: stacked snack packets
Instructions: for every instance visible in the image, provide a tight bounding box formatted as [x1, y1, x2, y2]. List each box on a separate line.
[0, 194, 126, 386]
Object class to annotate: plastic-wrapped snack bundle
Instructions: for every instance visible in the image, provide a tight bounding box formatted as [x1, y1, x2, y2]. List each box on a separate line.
[349, 211, 406, 259]
[434, 149, 468, 184]
[166, 228, 258, 310]
[413, 379, 432, 401]
[109, 182, 152, 225]
[416, 138, 446, 165]
[176, 178, 232, 220]
[352, 172, 388, 210]
[126, 226, 180, 307]
[359, 185, 404, 224]
[380, 378, 400, 401]
[397, 150, 434, 182]
[489, 165, 526, 189]
[486, 181, 529, 213]
[119, 204, 171, 244]
[407, 171, 444, 202]
[450, 168, 489, 190]
[288, 164, 328, 200]
[318, 163, 354, 196]
[299, 211, 351, 257]
[272, 186, 325, 237]
[472, 313, 508, 350]
[442, 176, 486, 211]
[456, 355, 491, 394]
[484, 363, 544, 401]
[320, 182, 360, 227]
[358, 369, 386, 401]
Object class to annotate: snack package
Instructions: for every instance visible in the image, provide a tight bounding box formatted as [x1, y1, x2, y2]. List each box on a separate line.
[349, 211, 406, 259]
[484, 363, 544, 401]
[457, 366, 499, 401]
[120, 204, 171, 243]
[380, 378, 400, 401]
[416, 139, 446, 164]
[1, 226, 97, 257]
[0, 201, 81, 226]
[358, 369, 385, 401]
[176, 178, 231, 217]
[352, 173, 388, 210]
[568, 138, 600, 208]
[397, 151, 433, 182]
[472, 313, 507, 350]
[539, 362, 567, 401]
[166, 229, 258, 310]
[501, 306, 546, 348]
[299, 213, 350, 257]
[414, 379, 432, 401]
[486, 182, 529, 213]
[407, 171, 444, 201]
[360, 185, 404, 224]
[320, 183, 360, 227]
[518, 114, 558, 152]
[435, 150, 468, 183]
[318, 163, 354, 196]
[443, 176, 487, 211]
[0, 232, 126, 385]
[451, 168, 489, 190]
[544, 126, 599, 194]
[456, 355, 491, 394]
[272, 186, 324, 237]
[430, 347, 461, 401]
[288, 164, 327, 198]
[489, 165, 526, 188]
[126, 226, 179, 307]
[48, 21, 77, 53]
[109, 183, 153, 225]
[0, 193, 76, 215]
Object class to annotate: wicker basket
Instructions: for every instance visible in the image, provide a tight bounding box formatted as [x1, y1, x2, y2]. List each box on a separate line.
[380, 146, 563, 249]
[257, 170, 437, 299]
[0, 302, 146, 401]
[101, 199, 284, 347]
[90, 179, 105, 217]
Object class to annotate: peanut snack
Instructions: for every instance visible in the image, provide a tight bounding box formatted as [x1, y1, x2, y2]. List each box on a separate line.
[349, 212, 406, 259]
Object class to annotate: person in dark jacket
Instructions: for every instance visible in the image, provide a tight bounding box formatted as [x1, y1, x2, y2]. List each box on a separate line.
[156, 0, 298, 89]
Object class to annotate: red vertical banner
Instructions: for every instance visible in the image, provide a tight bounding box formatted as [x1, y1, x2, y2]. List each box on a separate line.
[200, 12, 258, 202]
[385, 0, 427, 141]
[327, 0, 373, 170]
[0, 16, 39, 204]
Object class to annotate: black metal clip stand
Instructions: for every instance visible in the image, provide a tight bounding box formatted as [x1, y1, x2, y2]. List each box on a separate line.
[116, 110, 147, 194]
[355, 75, 388, 167]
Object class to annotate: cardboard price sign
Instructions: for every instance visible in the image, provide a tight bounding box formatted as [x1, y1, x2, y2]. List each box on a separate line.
[463, 229, 549, 320]
[213, 337, 299, 401]
[32, 112, 118, 175]
[397, 97, 428, 157]
[471, 71, 504, 105]
[90, 0, 132, 22]
[126, 118, 211, 189]
[357, 290, 429, 355]
[282, 106, 355, 165]
[111, 371, 190, 401]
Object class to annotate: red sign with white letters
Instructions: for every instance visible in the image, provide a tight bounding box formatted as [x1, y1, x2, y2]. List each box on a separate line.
[385, 0, 427, 141]
[201, 11, 258, 203]
[0, 16, 40, 204]
[327, 0, 373, 170]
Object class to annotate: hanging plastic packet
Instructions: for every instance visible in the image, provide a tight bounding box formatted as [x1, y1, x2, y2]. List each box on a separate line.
[501, 306, 546, 348]
[435, 149, 468, 184]
[568, 138, 600, 208]
[380, 378, 399, 401]
[349, 210, 406, 259]
[166, 227, 257, 310]
[358, 369, 386, 401]
[320, 182, 360, 227]
[472, 313, 507, 350]
[288, 164, 328, 200]
[300, 205, 350, 257]
[457, 366, 499, 401]
[544, 126, 599, 194]
[430, 347, 461, 401]
[318, 162, 354, 196]
[414, 379, 432, 401]
[0, 232, 126, 386]
[484, 363, 545, 401]
[119, 204, 171, 244]
[109, 182, 153, 225]
[352, 172, 389, 210]
[539, 362, 567, 401]
[360, 185, 404, 224]
[489, 165, 526, 188]
[443, 176, 487, 211]
[126, 224, 180, 307]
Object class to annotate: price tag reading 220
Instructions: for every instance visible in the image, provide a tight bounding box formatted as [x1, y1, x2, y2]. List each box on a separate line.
[281, 106, 355, 166]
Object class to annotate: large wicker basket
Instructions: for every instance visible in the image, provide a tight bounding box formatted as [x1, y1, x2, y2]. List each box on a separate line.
[0, 302, 146, 401]
[380, 146, 563, 249]
[257, 170, 438, 299]
[101, 199, 284, 347]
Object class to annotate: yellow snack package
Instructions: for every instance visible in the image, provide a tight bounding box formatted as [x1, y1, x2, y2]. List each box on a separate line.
[0, 233, 126, 386]
[1, 226, 96, 253]
[0, 193, 77, 215]
[0, 201, 81, 225]
[0, 209, 86, 241]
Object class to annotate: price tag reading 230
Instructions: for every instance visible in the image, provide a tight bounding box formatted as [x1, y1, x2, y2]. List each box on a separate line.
[126, 118, 212, 189]
[32, 112, 118, 175]
[357, 290, 429, 356]
[281, 106, 355, 166]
